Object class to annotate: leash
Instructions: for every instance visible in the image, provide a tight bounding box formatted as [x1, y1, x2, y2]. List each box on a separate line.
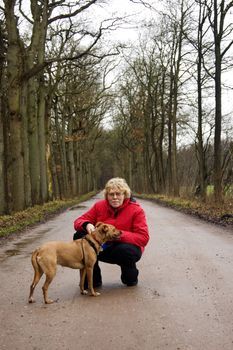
[84, 236, 99, 255]
[81, 239, 86, 265]
[91, 232, 102, 246]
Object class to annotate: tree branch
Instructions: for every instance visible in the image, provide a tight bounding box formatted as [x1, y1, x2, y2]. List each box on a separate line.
[48, 0, 99, 24]
[221, 39, 233, 58]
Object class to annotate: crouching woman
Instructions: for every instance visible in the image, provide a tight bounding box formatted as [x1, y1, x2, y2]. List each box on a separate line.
[73, 177, 150, 287]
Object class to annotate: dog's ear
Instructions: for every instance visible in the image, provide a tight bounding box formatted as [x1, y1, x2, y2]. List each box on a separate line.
[96, 222, 103, 228]
[101, 224, 109, 233]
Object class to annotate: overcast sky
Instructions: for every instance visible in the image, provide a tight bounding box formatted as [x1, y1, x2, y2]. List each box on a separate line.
[89, 0, 157, 43]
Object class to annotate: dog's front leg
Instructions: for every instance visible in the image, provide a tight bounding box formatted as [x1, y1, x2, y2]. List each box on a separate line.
[80, 268, 88, 295]
[86, 266, 100, 297]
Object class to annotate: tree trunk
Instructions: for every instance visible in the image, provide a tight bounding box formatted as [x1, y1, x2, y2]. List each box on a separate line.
[27, 74, 41, 204]
[61, 117, 70, 197]
[37, 2, 49, 203]
[196, 2, 207, 201]
[21, 81, 32, 207]
[54, 103, 69, 198]
[213, 0, 223, 202]
[4, 0, 25, 211]
[167, 67, 173, 195]
[38, 79, 49, 202]
[158, 72, 166, 193]
[27, 0, 49, 204]
[0, 108, 6, 214]
[67, 118, 77, 196]
[75, 142, 82, 194]
[213, 40, 222, 202]
[0, 25, 7, 214]
[49, 143, 60, 199]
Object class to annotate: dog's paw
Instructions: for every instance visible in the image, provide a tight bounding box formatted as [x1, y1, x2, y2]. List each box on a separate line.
[81, 290, 88, 295]
[45, 299, 55, 304]
[28, 298, 35, 303]
[91, 291, 100, 297]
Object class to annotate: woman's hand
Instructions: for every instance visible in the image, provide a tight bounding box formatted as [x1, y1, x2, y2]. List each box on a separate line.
[86, 223, 95, 234]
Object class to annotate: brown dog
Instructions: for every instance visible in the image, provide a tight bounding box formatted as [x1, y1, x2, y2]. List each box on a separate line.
[28, 222, 121, 304]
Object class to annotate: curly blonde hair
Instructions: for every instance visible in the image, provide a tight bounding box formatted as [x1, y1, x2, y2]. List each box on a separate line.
[104, 177, 131, 199]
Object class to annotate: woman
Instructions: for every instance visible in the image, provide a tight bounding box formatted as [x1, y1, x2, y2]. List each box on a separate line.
[73, 177, 149, 287]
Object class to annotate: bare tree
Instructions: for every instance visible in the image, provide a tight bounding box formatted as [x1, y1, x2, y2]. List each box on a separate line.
[4, 0, 25, 211]
[0, 18, 7, 214]
[1, 0, 122, 212]
[185, 0, 210, 201]
[162, 0, 193, 196]
[205, 0, 233, 202]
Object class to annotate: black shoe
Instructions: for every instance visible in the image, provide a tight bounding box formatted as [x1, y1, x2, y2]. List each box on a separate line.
[94, 281, 102, 288]
[121, 266, 139, 286]
[121, 276, 138, 286]
[126, 280, 138, 287]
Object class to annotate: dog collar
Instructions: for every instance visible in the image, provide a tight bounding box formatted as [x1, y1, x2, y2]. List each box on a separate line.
[91, 233, 102, 246]
[84, 236, 99, 255]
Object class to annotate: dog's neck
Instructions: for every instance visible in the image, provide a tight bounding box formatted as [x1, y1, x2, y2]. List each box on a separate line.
[90, 232, 102, 246]
[84, 233, 103, 255]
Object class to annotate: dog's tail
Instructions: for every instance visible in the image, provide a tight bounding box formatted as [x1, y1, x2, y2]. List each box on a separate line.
[31, 248, 43, 275]
[28, 248, 44, 303]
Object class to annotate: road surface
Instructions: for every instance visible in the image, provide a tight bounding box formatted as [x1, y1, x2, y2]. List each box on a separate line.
[0, 194, 233, 350]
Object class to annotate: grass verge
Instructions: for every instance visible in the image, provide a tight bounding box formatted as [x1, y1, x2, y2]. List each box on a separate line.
[136, 193, 233, 228]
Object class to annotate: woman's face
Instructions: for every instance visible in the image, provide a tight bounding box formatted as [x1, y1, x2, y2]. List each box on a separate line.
[107, 187, 125, 208]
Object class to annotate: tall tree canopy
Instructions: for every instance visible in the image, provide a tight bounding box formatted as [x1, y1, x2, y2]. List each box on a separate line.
[0, 0, 233, 214]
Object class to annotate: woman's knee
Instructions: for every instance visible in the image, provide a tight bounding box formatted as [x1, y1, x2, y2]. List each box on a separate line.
[113, 243, 141, 265]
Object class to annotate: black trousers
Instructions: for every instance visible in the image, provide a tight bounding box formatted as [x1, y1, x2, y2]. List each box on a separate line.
[73, 232, 142, 285]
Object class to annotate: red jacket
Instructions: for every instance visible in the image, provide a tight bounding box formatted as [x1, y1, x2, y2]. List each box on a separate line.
[74, 198, 149, 252]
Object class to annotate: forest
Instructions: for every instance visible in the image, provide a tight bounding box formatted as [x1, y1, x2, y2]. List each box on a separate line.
[0, 0, 233, 215]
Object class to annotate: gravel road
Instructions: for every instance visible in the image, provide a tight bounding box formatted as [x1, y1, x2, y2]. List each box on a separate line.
[0, 193, 233, 350]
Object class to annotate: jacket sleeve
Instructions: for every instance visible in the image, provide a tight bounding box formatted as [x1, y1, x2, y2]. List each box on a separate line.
[119, 207, 149, 248]
[74, 204, 97, 231]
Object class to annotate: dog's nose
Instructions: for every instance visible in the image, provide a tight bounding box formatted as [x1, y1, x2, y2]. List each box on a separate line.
[114, 230, 121, 238]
